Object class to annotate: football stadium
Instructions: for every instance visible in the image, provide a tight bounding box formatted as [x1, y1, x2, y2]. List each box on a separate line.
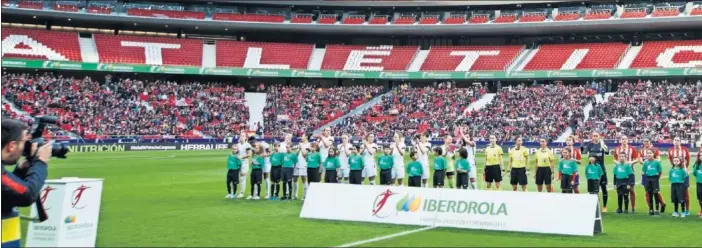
[1, 0, 701, 247]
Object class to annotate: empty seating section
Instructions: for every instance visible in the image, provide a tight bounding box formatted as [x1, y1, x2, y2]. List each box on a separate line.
[212, 13, 285, 23]
[393, 16, 416, 24]
[342, 15, 366, 24]
[494, 14, 517, 23]
[520, 13, 546, 22]
[54, 3, 79, 12]
[443, 15, 466, 24]
[421, 45, 524, 71]
[93, 34, 203, 66]
[215, 41, 313, 69]
[619, 9, 648, 18]
[651, 7, 680, 17]
[317, 14, 338, 24]
[419, 16, 439, 24]
[692, 6, 702, 16]
[322, 45, 418, 71]
[524, 43, 628, 70]
[469, 15, 490, 23]
[2, 28, 82, 61]
[87, 5, 112, 14]
[369, 16, 389, 24]
[555, 11, 581, 21]
[584, 10, 611, 20]
[2, 0, 9, 7]
[17, 1, 42, 9]
[630, 40, 702, 68]
[127, 8, 205, 19]
[291, 14, 314, 23]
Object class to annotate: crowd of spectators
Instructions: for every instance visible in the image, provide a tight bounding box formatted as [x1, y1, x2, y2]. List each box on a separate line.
[331, 82, 486, 139]
[1, 72, 249, 138]
[577, 80, 702, 143]
[466, 83, 595, 142]
[263, 84, 384, 137]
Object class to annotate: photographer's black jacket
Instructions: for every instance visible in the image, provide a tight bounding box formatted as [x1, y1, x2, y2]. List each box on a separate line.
[1, 159, 48, 247]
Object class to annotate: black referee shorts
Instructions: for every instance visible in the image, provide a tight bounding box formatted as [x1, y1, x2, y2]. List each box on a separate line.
[282, 167, 294, 182]
[379, 169, 393, 185]
[271, 166, 282, 183]
[645, 175, 660, 194]
[535, 167, 552, 185]
[671, 183, 685, 203]
[484, 165, 502, 183]
[510, 168, 527, 186]
[433, 170, 446, 187]
[307, 168, 321, 183]
[350, 170, 363, 185]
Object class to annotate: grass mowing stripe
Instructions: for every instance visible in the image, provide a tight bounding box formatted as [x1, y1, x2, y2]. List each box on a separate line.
[336, 226, 438, 247]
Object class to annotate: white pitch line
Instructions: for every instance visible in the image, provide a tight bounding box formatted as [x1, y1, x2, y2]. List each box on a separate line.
[335, 226, 438, 247]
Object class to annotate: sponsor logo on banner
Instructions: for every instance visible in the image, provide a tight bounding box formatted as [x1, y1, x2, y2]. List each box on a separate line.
[2, 60, 27, 67]
[465, 71, 498, 79]
[40, 186, 56, 210]
[71, 185, 91, 209]
[291, 70, 324, 77]
[636, 69, 670, 76]
[200, 67, 231, 75]
[683, 68, 702, 76]
[180, 144, 229, 150]
[301, 183, 599, 236]
[421, 72, 453, 79]
[246, 69, 280, 77]
[68, 144, 126, 153]
[547, 71, 578, 78]
[507, 71, 537, 78]
[333, 71, 366, 78]
[591, 70, 624, 77]
[379, 72, 410, 79]
[149, 65, 187, 73]
[42, 61, 82, 70]
[64, 215, 77, 224]
[97, 63, 133, 72]
[129, 145, 178, 151]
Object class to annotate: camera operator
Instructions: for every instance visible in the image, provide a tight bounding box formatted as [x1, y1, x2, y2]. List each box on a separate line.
[1, 119, 52, 248]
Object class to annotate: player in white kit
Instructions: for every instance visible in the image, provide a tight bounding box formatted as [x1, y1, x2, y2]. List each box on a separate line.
[391, 132, 406, 186]
[361, 133, 378, 185]
[414, 133, 431, 188]
[294, 134, 311, 200]
[258, 140, 272, 199]
[317, 127, 335, 178]
[337, 135, 353, 183]
[459, 126, 479, 189]
[235, 132, 253, 198]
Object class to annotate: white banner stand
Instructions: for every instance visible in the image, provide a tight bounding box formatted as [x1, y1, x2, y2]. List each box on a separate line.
[26, 178, 104, 247]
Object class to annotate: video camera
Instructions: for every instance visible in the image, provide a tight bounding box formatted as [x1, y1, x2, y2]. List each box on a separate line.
[22, 116, 70, 159]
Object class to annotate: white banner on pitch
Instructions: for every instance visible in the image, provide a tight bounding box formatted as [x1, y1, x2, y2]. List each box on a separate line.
[300, 183, 601, 236]
[26, 178, 104, 247]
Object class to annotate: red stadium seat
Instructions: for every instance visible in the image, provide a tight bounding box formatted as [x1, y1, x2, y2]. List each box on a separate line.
[291, 14, 314, 23]
[393, 16, 416, 24]
[317, 14, 338, 24]
[1, 28, 82, 61]
[54, 3, 79, 12]
[468, 15, 490, 23]
[691, 6, 702, 16]
[369, 16, 389, 24]
[418, 16, 439, 24]
[215, 41, 313, 69]
[651, 7, 680, 17]
[93, 34, 203, 66]
[523, 43, 628, 70]
[583, 10, 612, 20]
[494, 14, 517, 23]
[342, 15, 366, 24]
[322, 45, 418, 71]
[87, 6, 112, 14]
[17, 1, 42, 9]
[619, 9, 648, 18]
[212, 13, 285, 23]
[519, 13, 546, 22]
[555, 11, 581, 21]
[443, 15, 466, 24]
[128, 8, 205, 19]
[421, 45, 524, 71]
[630, 40, 702, 68]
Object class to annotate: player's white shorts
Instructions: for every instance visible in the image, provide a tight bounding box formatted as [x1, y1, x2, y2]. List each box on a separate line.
[340, 167, 350, 178]
[362, 164, 377, 178]
[263, 161, 272, 173]
[469, 165, 477, 179]
[294, 167, 307, 177]
[392, 166, 405, 179]
[420, 160, 430, 180]
[240, 160, 250, 175]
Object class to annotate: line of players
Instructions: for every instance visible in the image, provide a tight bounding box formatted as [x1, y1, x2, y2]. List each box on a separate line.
[224, 128, 702, 217]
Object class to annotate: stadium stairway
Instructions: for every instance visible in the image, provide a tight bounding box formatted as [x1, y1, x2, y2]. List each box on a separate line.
[78, 35, 99, 63]
[245, 92, 266, 130]
[1, 97, 32, 120]
[312, 89, 394, 136]
[616, 42, 641, 69]
[462, 93, 496, 116]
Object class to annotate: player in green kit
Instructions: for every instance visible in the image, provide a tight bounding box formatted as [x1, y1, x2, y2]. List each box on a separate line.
[692, 156, 702, 217]
[585, 156, 604, 196]
[324, 148, 341, 183]
[348, 146, 365, 185]
[455, 148, 471, 189]
[377, 146, 395, 185]
[670, 157, 688, 217]
[613, 155, 634, 214]
[407, 151, 423, 187]
[269, 143, 284, 200]
[226, 147, 242, 199]
[433, 147, 447, 188]
[442, 135, 456, 189]
[281, 145, 298, 200]
[557, 149, 578, 194]
[642, 151, 663, 215]
[306, 143, 322, 185]
[248, 145, 266, 200]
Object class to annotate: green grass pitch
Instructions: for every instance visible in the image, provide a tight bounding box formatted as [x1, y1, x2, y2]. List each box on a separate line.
[20, 150, 701, 247]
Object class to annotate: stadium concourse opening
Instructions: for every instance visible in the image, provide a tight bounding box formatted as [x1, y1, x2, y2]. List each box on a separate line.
[2, 0, 702, 246]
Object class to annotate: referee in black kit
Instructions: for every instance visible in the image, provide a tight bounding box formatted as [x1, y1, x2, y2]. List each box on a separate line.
[582, 132, 609, 212]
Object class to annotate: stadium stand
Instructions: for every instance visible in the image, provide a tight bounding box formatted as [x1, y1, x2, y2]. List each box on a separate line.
[127, 8, 206, 19]
[213, 13, 285, 23]
[368, 15, 389, 24]
[87, 4, 113, 14]
[331, 83, 485, 139]
[554, 11, 581, 21]
[291, 14, 314, 24]
[317, 14, 338, 24]
[93, 34, 203, 66]
[1, 73, 250, 138]
[651, 6, 680, 17]
[443, 14, 466, 24]
[494, 13, 518, 23]
[418, 15, 440, 24]
[17, 0, 43, 10]
[393, 15, 416, 24]
[523, 43, 629, 70]
[342, 15, 366, 24]
[53, 2, 79, 12]
[321, 45, 419, 71]
[519, 12, 547, 22]
[1, 28, 83, 61]
[468, 14, 490, 23]
[215, 41, 314, 69]
[583, 9, 612, 20]
[579, 80, 701, 142]
[692, 5, 702, 16]
[619, 8, 648, 18]
[629, 40, 702, 68]
[420, 45, 524, 71]
[264, 85, 384, 137]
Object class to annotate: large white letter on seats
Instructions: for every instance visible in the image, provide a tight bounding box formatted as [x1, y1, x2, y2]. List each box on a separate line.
[451, 51, 499, 71]
[344, 50, 391, 71]
[656, 46, 702, 68]
[244, 47, 290, 69]
[2, 35, 69, 60]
